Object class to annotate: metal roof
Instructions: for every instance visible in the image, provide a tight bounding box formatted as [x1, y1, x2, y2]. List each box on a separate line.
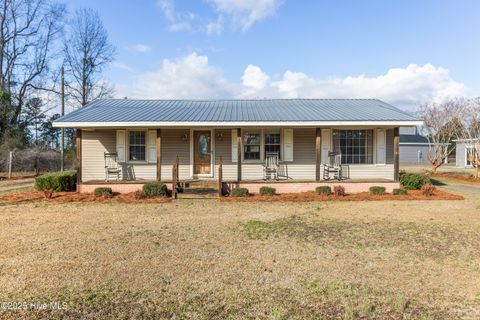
[400, 134, 430, 144]
[53, 98, 420, 127]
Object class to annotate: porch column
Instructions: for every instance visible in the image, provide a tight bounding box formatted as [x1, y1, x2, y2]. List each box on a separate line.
[156, 129, 162, 181]
[237, 128, 242, 182]
[75, 129, 82, 192]
[315, 128, 321, 181]
[394, 127, 400, 182]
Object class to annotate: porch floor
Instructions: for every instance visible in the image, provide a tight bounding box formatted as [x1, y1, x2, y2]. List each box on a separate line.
[82, 178, 395, 184]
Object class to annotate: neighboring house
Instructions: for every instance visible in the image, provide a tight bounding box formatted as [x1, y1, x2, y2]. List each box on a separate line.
[53, 99, 421, 194]
[455, 139, 478, 168]
[399, 127, 450, 165]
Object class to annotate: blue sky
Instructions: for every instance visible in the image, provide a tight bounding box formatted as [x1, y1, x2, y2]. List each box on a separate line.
[64, 0, 480, 110]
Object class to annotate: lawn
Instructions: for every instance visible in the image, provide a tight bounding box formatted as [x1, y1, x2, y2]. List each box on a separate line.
[0, 187, 480, 318]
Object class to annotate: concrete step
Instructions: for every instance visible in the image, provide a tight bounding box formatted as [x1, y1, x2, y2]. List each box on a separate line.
[181, 181, 219, 189]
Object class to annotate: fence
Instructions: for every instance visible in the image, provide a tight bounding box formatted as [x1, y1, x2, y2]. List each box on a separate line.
[0, 148, 75, 178]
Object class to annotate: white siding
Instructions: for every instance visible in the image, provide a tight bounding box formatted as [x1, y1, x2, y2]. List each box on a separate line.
[456, 142, 467, 167]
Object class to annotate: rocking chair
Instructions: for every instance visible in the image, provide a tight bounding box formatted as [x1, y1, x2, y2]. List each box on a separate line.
[104, 152, 121, 181]
[263, 152, 279, 180]
[322, 152, 348, 180]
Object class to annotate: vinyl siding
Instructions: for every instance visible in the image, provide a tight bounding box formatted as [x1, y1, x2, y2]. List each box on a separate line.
[400, 145, 430, 164]
[456, 142, 467, 167]
[81, 127, 395, 182]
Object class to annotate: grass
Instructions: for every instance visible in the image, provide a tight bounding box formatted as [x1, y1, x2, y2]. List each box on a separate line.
[0, 193, 479, 318]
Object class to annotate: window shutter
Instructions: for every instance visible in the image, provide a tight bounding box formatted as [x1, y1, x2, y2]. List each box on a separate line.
[148, 130, 157, 163]
[321, 129, 331, 163]
[376, 128, 386, 164]
[283, 128, 293, 161]
[116, 130, 126, 162]
[231, 129, 238, 162]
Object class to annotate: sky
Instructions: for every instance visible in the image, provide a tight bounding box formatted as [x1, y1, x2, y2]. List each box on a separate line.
[63, 0, 480, 111]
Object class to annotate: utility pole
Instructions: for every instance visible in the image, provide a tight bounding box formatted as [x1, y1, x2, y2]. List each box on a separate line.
[60, 66, 65, 172]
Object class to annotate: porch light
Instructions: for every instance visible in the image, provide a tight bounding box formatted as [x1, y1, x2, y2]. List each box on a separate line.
[182, 133, 188, 142]
[216, 132, 223, 141]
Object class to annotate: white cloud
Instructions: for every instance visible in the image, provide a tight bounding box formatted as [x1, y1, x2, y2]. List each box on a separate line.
[156, 0, 194, 32]
[133, 44, 151, 53]
[115, 53, 468, 110]
[112, 61, 134, 73]
[117, 52, 234, 99]
[206, 16, 223, 35]
[208, 0, 282, 31]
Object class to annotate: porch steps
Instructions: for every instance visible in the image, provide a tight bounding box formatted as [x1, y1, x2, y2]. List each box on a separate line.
[176, 180, 220, 199]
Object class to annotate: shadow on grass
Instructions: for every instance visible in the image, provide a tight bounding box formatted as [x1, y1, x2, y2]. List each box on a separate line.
[429, 178, 447, 186]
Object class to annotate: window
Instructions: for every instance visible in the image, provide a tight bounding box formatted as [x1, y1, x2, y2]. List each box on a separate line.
[265, 132, 281, 159]
[243, 132, 261, 160]
[333, 130, 373, 164]
[129, 131, 146, 161]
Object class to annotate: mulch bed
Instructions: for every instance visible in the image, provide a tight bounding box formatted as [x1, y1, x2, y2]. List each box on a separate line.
[0, 191, 172, 205]
[221, 189, 464, 202]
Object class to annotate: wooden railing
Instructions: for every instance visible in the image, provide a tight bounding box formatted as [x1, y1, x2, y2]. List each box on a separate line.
[172, 154, 180, 199]
[218, 156, 223, 197]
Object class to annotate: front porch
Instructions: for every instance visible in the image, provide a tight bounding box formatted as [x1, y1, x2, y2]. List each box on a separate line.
[75, 126, 401, 194]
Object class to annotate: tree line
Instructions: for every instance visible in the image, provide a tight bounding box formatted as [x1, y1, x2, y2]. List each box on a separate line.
[0, 0, 115, 156]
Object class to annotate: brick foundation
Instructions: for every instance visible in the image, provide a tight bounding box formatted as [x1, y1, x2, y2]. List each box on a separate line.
[79, 181, 400, 194]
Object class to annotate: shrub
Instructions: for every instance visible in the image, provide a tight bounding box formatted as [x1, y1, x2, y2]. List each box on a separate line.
[34, 170, 77, 191]
[369, 186, 386, 195]
[259, 186, 276, 196]
[94, 187, 113, 198]
[43, 189, 54, 199]
[333, 185, 345, 197]
[315, 186, 332, 195]
[421, 184, 436, 196]
[142, 182, 167, 197]
[400, 173, 430, 190]
[134, 190, 146, 199]
[230, 188, 249, 197]
[393, 188, 407, 195]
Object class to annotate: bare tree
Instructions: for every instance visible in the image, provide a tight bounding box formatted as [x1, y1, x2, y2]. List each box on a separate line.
[456, 98, 480, 177]
[63, 8, 115, 107]
[417, 99, 463, 173]
[0, 0, 65, 140]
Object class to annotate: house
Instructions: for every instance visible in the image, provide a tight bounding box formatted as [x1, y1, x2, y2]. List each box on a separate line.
[454, 139, 478, 168]
[399, 127, 449, 165]
[53, 99, 422, 195]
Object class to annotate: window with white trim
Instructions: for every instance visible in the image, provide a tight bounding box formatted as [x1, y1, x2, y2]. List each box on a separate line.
[333, 129, 373, 164]
[265, 131, 281, 159]
[129, 131, 146, 161]
[243, 132, 261, 160]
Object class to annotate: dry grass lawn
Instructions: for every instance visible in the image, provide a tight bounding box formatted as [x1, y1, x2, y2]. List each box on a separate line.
[1, 196, 480, 319]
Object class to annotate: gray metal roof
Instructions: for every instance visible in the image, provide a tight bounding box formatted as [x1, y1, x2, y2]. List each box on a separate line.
[54, 98, 419, 126]
[400, 134, 430, 144]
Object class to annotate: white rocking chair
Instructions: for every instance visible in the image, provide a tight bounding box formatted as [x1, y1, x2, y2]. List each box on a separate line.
[263, 152, 279, 180]
[104, 152, 121, 181]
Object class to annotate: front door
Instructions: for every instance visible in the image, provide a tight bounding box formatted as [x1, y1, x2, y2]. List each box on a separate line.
[193, 131, 211, 175]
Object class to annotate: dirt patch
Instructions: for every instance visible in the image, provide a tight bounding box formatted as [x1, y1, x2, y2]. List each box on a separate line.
[221, 189, 464, 202]
[430, 172, 480, 184]
[0, 190, 171, 204]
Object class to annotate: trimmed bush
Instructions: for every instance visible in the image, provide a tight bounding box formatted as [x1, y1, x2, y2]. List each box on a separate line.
[421, 184, 436, 196]
[94, 187, 113, 198]
[393, 188, 407, 195]
[35, 170, 77, 191]
[369, 186, 386, 195]
[333, 185, 346, 197]
[259, 186, 276, 196]
[315, 186, 332, 195]
[230, 188, 249, 197]
[143, 182, 167, 197]
[400, 173, 430, 190]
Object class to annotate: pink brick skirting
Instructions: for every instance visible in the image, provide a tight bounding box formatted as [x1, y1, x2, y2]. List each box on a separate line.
[79, 181, 400, 194]
[227, 182, 400, 194]
[79, 183, 144, 193]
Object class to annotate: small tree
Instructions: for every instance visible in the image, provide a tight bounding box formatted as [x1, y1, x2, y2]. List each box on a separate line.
[418, 99, 463, 172]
